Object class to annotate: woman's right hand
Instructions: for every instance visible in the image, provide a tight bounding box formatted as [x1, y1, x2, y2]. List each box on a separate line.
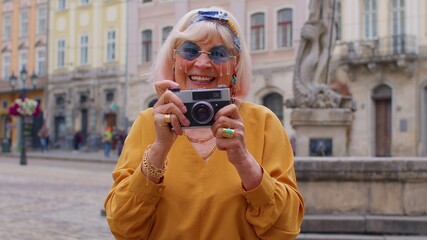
[152, 80, 190, 148]
[142, 80, 189, 183]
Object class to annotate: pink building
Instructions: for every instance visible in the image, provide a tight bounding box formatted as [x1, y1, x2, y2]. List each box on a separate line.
[128, 0, 303, 137]
[128, 0, 427, 157]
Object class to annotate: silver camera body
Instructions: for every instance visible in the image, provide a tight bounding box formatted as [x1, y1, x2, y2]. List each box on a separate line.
[173, 87, 231, 128]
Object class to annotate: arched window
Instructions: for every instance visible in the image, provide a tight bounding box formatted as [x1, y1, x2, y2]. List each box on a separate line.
[262, 92, 283, 121]
[250, 13, 265, 50]
[162, 26, 173, 43]
[277, 8, 293, 48]
[142, 30, 152, 63]
[148, 98, 157, 108]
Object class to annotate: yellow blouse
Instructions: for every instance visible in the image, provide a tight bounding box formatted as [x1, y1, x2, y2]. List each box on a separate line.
[105, 101, 304, 240]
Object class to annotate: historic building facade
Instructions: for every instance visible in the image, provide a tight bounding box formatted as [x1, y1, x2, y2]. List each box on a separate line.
[130, 0, 427, 157]
[47, 0, 130, 149]
[2, 0, 425, 156]
[0, 0, 47, 150]
[333, 0, 427, 156]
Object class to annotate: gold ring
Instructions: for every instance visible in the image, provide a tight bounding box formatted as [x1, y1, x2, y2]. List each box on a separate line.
[222, 128, 235, 139]
[164, 114, 171, 124]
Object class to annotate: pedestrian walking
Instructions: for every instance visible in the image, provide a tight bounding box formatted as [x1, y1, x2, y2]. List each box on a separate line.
[74, 131, 83, 151]
[105, 7, 304, 239]
[37, 124, 49, 152]
[103, 127, 113, 158]
[116, 129, 127, 157]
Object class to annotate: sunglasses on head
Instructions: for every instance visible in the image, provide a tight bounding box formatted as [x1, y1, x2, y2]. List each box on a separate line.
[175, 41, 233, 64]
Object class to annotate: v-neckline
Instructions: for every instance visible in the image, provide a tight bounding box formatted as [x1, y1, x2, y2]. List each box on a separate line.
[176, 134, 217, 163]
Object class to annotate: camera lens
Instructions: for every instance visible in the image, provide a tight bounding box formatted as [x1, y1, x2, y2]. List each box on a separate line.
[191, 101, 214, 125]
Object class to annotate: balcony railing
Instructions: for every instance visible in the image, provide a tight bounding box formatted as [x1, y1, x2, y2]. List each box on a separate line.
[336, 35, 417, 65]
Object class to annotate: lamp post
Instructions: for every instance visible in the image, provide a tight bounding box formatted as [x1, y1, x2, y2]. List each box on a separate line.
[9, 66, 38, 165]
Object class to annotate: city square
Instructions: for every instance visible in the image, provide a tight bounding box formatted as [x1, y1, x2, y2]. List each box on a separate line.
[0, 156, 114, 239]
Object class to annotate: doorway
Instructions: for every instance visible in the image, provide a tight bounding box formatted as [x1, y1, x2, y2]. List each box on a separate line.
[373, 85, 392, 157]
[54, 116, 67, 142]
[81, 109, 88, 145]
[422, 86, 427, 156]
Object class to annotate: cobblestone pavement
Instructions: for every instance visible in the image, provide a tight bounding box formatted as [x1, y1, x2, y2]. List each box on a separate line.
[0, 157, 116, 240]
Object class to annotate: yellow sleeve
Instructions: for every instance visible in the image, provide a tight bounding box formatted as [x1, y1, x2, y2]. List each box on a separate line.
[104, 110, 162, 240]
[242, 106, 304, 239]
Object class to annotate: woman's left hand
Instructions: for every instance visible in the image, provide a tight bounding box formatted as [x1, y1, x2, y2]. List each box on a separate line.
[211, 103, 248, 166]
[212, 103, 263, 190]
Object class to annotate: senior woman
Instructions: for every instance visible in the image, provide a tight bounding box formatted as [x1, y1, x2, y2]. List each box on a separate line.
[105, 7, 304, 240]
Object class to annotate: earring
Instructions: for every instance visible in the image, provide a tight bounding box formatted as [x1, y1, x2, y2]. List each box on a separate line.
[229, 57, 237, 101]
[220, 64, 223, 77]
[226, 63, 230, 76]
[211, 62, 214, 75]
[172, 51, 176, 81]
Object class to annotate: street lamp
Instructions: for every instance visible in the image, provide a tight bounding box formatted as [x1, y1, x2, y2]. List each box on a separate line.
[9, 66, 38, 165]
[31, 73, 38, 88]
[9, 73, 17, 91]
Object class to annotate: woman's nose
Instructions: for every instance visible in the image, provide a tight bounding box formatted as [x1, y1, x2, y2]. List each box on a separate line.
[194, 52, 213, 69]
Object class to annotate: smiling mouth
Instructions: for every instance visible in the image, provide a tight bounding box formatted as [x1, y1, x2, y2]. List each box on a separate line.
[189, 75, 215, 83]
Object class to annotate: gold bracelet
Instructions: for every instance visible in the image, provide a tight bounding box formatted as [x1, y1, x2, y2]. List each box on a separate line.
[142, 144, 168, 179]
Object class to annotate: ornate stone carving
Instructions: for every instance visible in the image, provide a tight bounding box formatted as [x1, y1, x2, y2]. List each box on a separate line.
[286, 0, 356, 111]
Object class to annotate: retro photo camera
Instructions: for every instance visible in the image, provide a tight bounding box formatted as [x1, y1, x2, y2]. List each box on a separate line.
[172, 87, 231, 128]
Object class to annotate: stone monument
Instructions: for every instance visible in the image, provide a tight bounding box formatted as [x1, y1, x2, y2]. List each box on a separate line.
[285, 0, 356, 157]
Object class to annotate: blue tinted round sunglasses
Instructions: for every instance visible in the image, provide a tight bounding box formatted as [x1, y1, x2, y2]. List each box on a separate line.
[175, 41, 233, 64]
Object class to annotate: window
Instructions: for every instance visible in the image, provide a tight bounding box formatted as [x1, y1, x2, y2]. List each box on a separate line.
[277, 9, 292, 48]
[55, 94, 66, 106]
[391, 0, 405, 53]
[20, 10, 29, 37]
[106, 91, 114, 102]
[392, 0, 405, 35]
[57, 39, 66, 68]
[81, 0, 89, 5]
[363, 0, 377, 39]
[80, 94, 87, 104]
[36, 49, 46, 76]
[19, 52, 28, 71]
[2, 55, 10, 80]
[80, 34, 89, 65]
[162, 26, 173, 43]
[58, 0, 66, 11]
[336, 1, 342, 40]
[2, 100, 8, 109]
[262, 93, 284, 121]
[250, 13, 265, 50]
[142, 0, 153, 3]
[106, 30, 116, 62]
[37, 7, 47, 34]
[142, 30, 152, 63]
[3, 15, 11, 40]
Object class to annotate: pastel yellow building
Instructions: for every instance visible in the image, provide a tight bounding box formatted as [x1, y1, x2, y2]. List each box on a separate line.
[47, 0, 128, 149]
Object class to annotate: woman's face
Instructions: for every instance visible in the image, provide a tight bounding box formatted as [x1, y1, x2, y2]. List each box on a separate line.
[174, 36, 235, 90]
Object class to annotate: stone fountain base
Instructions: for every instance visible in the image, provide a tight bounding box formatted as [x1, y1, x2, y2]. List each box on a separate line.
[290, 108, 353, 157]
